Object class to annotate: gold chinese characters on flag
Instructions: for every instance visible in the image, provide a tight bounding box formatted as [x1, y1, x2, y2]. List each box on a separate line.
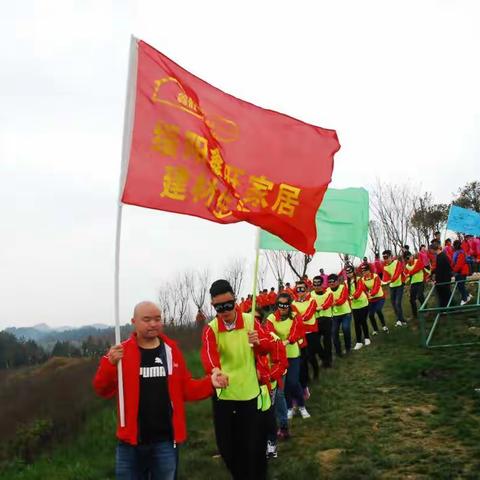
[121, 40, 340, 254]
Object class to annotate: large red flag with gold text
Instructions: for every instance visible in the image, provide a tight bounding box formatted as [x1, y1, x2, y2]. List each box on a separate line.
[121, 39, 340, 254]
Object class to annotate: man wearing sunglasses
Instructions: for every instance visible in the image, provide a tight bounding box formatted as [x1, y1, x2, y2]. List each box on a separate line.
[292, 280, 318, 399]
[201, 279, 276, 480]
[381, 249, 406, 327]
[311, 275, 334, 368]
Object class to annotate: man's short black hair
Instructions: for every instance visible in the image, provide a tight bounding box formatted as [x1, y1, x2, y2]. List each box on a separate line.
[295, 280, 306, 286]
[312, 275, 322, 282]
[453, 239, 462, 250]
[210, 279, 234, 298]
[382, 249, 392, 257]
[404, 252, 412, 260]
[328, 274, 338, 282]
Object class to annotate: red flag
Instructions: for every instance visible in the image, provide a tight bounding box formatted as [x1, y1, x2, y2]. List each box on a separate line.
[121, 39, 340, 254]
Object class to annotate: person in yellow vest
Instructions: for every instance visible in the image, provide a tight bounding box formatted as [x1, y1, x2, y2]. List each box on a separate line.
[311, 275, 334, 368]
[292, 280, 318, 398]
[403, 252, 426, 319]
[201, 279, 276, 480]
[328, 273, 353, 356]
[382, 249, 406, 327]
[362, 263, 388, 334]
[267, 292, 310, 422]
[345, 264, 371, 350]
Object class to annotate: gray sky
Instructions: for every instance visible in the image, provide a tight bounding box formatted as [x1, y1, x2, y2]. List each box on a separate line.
[1, 0, 479, 329]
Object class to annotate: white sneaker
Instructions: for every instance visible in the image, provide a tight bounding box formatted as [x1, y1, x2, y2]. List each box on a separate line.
[299, 406, 311, 419]
[287, 409, 294, 420]
[383, 326, 389, 333]
[364, 338, 371, 346]
[395, 321, 402, 327]
[401, 322, 407, 326]
[353, 342, 363, 350]
[372, 330, 378, 336]
[461, 294, 473, 306]
[266, 440, 277, 458]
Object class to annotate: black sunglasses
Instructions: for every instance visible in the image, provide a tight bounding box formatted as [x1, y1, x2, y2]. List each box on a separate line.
[213, 301, 235, 313]
[277, 302, 290, 309]
[296, 287, 306, 292]
[312, 282, 322, 287]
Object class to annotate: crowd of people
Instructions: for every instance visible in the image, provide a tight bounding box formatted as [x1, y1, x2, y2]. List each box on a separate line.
[93, 232, 478, 480]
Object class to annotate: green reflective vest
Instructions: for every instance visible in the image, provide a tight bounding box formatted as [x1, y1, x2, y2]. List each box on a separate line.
[311, 290, 333, 318]
[348, 279, 369, 309]
[331, 284, 352, 315]
[363, 274, 384, 300]
[405, 260, 424, 284]
[209, 313, 260, 401]
[384, 259, 403, 288]
[267, 314, 300, 359]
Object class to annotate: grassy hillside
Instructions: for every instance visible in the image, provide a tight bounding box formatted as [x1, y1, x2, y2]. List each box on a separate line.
[1, 303, 479, 479]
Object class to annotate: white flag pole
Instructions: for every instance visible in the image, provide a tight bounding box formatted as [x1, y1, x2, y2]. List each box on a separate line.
[115, 35, 139, 427]
[249, 228, 261, 323]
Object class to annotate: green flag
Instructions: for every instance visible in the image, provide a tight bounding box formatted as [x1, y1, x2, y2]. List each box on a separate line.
[259, 188, 369, 257]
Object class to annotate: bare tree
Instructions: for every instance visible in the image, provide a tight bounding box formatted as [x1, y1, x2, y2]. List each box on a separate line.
[370, 180, 417, 255]
[264, 251, 288, 289]
[158, 282, 176, 325]
[283, 252, 313, 280]
[189, 269, 210, 312]
[158, 273, 192, 326]
[225, 258, 245, 298]
[256, 255, 269, 292]
[368, 220, 383, 256]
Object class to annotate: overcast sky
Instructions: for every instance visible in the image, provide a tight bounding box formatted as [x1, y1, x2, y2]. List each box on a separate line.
[1, 0, 479, 329]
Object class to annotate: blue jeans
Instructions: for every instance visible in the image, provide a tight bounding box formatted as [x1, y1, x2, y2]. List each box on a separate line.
[455, 274, 468, 302]
[390, 285, 404, 322]
[116, 441, 178, 480]
[285, 357, 305, 409]
[332, 314, 352, 355]
[275, 376, 288, 429]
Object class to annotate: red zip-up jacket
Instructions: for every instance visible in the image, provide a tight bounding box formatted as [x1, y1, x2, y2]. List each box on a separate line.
[452, 250, 470, 276]
[348, 278, 367, 300]
[256, 334, 288, 390]
[364, 273, 384, 301]
[403, 259, 424, 279]
[334, 283, 350, 307]
[382, 260, 404, 284]
[92, 333, 212, 446]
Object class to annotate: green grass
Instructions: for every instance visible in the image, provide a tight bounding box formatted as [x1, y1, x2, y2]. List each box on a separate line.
[2, 299, 480, 480]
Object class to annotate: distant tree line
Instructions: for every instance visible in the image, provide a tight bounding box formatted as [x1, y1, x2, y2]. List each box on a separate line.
[0, 331, 47, 369]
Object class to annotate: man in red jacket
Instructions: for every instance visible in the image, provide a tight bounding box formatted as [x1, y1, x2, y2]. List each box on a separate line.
[452, 240, 473, 305]
[93, 301, 228, 480]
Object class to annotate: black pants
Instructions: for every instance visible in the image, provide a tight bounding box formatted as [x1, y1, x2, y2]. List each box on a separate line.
[300, 331, 320, 384]
[409, 282, 425, 317]
[352, 306, 370, 343]
[317, 317, 333, 367]
[212, 396, 266, 480]
[436, 284, 451, 308]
